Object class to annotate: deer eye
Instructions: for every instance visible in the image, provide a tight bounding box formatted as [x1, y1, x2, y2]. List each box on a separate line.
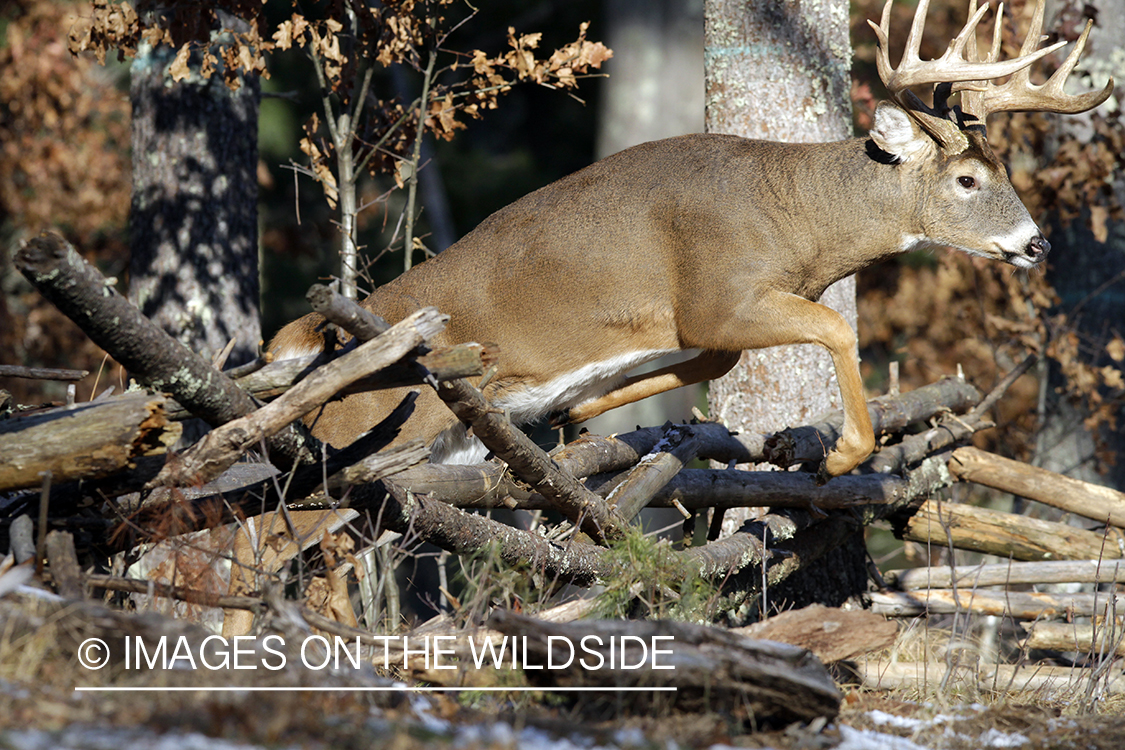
[958, 175, 977, 189]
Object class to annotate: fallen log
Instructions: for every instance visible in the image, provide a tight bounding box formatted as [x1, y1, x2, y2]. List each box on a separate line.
[854, 660, 1125, 695]
[898, 499, 1125, 562]
[767, 375, 982, 468]
[867, 354, 1035, 475]
[600, 424, 700, 522]
[166, 342, 495, 415]
[354, 479, 615, 588]
[147, 308, 447, 489]
[949, 446, 1125, 528]
[1020, 621, 1125, 656]
[870, 588, 1110, 619]
[734, 604, 898, 664]
[13, 233, 318, 468]
[886, 559, 1125, 590]
[488, 609, 841, 723]
[0, 392, 180, 492]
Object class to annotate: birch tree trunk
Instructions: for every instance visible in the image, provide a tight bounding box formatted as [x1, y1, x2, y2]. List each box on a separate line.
[703, 0, 866, 611]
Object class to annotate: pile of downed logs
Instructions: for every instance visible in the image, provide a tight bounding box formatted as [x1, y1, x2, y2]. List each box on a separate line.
[3, 232, 1124, 718]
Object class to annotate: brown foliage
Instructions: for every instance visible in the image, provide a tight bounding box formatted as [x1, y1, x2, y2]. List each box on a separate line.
[1, 0, 129, 240]
[0, 0, 130, 406]
[68, 1, 610, 213]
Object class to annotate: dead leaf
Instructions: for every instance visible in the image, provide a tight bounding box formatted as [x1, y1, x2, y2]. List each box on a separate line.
[168, 43, 192, 82]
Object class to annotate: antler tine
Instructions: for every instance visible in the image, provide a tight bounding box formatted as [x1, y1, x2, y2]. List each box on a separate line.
[955, 2, 1005, 112]
[962, 0, 1115, 118]
[869, 0, 1064, 100]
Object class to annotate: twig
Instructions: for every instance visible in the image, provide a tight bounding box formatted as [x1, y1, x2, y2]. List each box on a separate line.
[87, 573, 265, 611]
[403, 51, 438, 272]
[306, 283, 390, 340]
[435, 378, 627, 544]
[0, 365, 89, 381]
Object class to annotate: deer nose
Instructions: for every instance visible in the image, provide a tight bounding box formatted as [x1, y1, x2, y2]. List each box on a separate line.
[1026, 235, 1050, 263]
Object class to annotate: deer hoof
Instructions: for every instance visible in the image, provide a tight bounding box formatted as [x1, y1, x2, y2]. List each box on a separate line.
[815, 461, 833, 487]
[547, 410, 573, 428]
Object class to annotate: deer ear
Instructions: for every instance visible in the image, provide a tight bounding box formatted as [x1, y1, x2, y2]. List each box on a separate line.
[869, 102, 931, 163]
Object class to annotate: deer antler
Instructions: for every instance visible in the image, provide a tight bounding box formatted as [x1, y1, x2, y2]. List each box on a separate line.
[869, 0, 1113, 120]
[958, 0, 1114, 118]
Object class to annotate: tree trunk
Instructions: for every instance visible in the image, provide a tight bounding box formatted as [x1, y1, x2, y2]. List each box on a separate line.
[129, 30, 261, 369]
[703, 0, 865, 614]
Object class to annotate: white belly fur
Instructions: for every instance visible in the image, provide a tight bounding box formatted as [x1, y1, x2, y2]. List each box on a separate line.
[434, 348, 677, 464]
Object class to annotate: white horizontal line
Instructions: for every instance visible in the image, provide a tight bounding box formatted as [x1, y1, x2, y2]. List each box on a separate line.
[75, 686, 678, 693]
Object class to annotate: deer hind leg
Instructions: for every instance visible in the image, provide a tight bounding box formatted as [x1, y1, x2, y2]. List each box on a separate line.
[551, 350, 741, 426]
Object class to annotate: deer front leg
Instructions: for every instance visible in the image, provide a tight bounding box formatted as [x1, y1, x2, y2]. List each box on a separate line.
[550, 350, 741, 426]
[704, 291, 875, 480]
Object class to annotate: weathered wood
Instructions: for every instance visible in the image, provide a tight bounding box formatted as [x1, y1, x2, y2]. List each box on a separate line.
[45, 530, 86, 599]
[1020, 622, 1125, 656]
[900, 499, 1125, 562]
[351, 478, 615, 588]
[488, 609, 841, 723]
[306, 282, 390, 340]
[679, 453, 957, 584]
[228, 342, 495, 404]
[767, 375, 982, 468]
[0, 365, 89, 381]
[949, 446, 1125, 528]
[325, 440, 430, 489]
[734, 604, 898, 664]
[866, 355, 1036, 475]
[436, 377, 627, 544]
[13, 233, 318, 468]
[0, 392, 180, 492]
[870, 588, 1109, 619]
[601, 424, 700, 521]
[384, 425, 930, 514]
[548, 422, 756, 476]
[8, 516, 35, 564]
[856, 660, 1125, 695]
[647, 468, 913, 512]
[1021, 620, 1125, 656]
[886, 559, 1125, 590]
[148, 308, 446, 489]
[87, 573, 263, 612]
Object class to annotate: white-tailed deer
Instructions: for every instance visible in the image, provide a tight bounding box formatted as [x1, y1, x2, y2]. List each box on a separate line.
[230, 0, 1111, 633]
[274, 0, 1111, 476]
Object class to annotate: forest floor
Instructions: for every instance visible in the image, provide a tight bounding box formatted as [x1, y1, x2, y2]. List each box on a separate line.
[3, 678, 1125, 750]
[2, 590, 1124, 750]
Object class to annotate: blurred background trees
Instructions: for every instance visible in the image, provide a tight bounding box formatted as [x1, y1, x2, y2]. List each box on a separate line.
[1, 0, 1122, 503]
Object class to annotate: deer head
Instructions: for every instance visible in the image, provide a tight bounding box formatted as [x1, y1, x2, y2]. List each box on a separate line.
[866, 0, 1114, 268]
